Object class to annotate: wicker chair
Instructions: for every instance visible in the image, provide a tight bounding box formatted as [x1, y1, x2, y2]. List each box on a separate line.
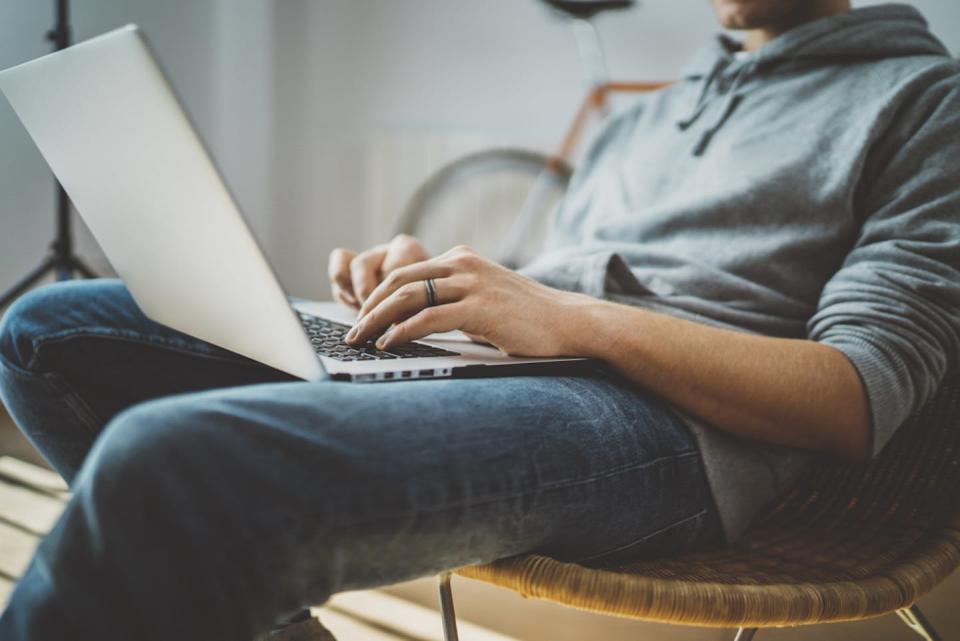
[436, 367, 960, 641]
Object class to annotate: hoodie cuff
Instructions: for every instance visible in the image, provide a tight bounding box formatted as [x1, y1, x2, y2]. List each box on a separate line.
[818, 332, 912, 456]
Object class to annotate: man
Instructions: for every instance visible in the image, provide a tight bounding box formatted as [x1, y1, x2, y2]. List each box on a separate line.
[1, 1, 957, 639]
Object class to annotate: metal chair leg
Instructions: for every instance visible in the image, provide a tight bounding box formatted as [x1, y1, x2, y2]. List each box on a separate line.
[897, 605, 943, 641]
[438, 572, 460, 641]
[733, 628, 758, 641]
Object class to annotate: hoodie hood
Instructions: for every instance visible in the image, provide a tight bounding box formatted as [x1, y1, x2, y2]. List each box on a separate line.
[677, 4, 950, 155]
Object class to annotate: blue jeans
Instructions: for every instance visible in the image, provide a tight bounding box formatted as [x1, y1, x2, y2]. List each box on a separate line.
[0, 280, 722, 641]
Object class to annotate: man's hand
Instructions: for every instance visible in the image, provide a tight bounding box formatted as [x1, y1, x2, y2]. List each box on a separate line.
[328, 234, 431, 310]
[345, 244, 870, 460]
[345, 245, 591, 356]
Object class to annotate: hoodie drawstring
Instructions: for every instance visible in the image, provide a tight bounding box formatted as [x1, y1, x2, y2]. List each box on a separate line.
[676, 59, 727, 130]
[692, 92, 743, 155]
[682, 60, 755, 156]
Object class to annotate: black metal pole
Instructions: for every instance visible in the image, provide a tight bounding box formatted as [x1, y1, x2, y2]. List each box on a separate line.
[47, 0, 71, 50]
[48, 0, 74, 281]
[0, 0, 97, 310]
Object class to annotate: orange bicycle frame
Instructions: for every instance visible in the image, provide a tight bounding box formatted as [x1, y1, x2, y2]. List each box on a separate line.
[546, 81, 671, 173]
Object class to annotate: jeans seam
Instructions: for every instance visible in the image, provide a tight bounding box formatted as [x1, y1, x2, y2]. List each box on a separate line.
[310, 449, 701, 531]
[0, 351, 103, 437]
[575, 507, 708, 563]
[26, 328, 248, 372]
[46, 372, 103, 436]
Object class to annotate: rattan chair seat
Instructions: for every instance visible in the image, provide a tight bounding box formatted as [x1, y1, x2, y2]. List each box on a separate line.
[460, 367, 960, 629]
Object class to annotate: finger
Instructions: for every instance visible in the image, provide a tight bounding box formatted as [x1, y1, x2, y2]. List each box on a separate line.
[332, 283, 359, 310]
[350, 245, 388, 304]
[358, 259, 454, 321]
[328, 248, 358, 304]
[377, 302, 469, 351]
[347, 276, 462, 346]
[381, 233, 430, 273]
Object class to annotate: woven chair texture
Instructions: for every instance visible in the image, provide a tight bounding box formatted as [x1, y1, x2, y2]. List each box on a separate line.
[460, 365, 960, 629]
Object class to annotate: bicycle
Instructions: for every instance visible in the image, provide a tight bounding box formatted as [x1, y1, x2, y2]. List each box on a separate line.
[394, 0, 669, 268]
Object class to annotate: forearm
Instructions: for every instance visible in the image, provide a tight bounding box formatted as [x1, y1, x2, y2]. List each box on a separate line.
[563, 298, 871, 460]
[346, 248, 871, 461]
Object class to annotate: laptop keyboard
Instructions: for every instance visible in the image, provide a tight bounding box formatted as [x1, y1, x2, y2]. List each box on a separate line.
[297, 312, 460, 362]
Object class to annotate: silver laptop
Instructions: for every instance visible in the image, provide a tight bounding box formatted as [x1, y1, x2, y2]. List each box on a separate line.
[0, 25, 582, 382]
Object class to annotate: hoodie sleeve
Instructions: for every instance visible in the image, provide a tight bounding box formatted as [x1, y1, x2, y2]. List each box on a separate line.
[806, 73, 960, 456]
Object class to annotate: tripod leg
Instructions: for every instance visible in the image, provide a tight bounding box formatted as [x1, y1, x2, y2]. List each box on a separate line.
[54, 261, 73, 281]
[0, 258, 56, 310]
[67, 255, 98, 279]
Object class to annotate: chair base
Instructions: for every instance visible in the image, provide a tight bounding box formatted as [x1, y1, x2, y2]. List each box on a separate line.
[438, 572, 460, 641]
[897, 605, 943, 641]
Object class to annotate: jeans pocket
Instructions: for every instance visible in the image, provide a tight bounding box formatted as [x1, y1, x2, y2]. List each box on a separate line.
[576, 508, 718, 567]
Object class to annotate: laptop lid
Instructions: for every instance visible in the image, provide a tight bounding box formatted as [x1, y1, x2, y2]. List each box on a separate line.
[0, 25, 324, 381]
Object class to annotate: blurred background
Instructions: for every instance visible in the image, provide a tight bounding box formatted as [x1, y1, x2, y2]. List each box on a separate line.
[1, 0, 957, 302]
[1, 2, 959, 640]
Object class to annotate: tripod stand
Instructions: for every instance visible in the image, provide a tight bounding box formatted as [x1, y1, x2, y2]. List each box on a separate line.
[0, 0, 97, 310]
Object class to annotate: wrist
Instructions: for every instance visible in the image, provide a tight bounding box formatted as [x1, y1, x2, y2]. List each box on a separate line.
[554, 294, 620, 358]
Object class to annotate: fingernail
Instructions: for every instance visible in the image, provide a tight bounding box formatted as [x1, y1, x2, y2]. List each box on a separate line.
[376, 331, 391, 350]
[346, 326, 358, 341]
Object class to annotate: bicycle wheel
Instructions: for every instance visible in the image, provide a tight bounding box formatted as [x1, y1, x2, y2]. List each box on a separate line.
[394, 148, 573, 268]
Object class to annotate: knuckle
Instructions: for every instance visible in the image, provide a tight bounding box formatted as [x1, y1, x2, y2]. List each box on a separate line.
[460, 272, 480, 290]
[383, 269, 402, 289]
[454, 252, 479, 269]
[397, 282, 419, 301]
[355, 247, 382, 268]
[353, 253, 372, 269]
[420, 306, 441, 323]
[351, 264, 373, 284]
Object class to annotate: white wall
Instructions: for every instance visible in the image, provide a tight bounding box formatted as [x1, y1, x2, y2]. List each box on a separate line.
[0, 3, 959, 638]
[3, 1, 955, 302]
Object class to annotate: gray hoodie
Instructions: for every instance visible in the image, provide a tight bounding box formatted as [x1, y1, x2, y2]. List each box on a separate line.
[522, 4, 960, 541]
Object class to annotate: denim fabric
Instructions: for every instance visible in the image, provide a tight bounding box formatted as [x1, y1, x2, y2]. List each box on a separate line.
[0, 280, 722, 641]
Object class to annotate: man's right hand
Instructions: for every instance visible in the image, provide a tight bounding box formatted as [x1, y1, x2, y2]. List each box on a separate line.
[328, 234, 431, 310]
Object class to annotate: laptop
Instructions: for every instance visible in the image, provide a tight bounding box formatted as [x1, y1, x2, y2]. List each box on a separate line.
[0, 25, 583, 382]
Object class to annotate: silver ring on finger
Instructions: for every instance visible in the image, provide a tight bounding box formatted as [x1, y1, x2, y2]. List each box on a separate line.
[423, 278, 438, 307]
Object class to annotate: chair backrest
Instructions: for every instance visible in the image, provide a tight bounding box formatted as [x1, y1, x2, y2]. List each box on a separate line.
[457, 365, 960, 627]
[775, 363, 960, 533]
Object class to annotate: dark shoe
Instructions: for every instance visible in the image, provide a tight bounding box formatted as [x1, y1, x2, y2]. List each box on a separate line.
[259, 612, 338, 641]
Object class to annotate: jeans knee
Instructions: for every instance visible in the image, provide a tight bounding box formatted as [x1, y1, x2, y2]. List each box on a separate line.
[78, 396, 232, 519]
[0, 280, 124, 371]
[0, 286, 55, 371]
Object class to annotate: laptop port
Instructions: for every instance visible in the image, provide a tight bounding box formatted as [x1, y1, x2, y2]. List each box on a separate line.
[401, 371, 412, 378]
[384, 372, 394, 380]
[420, 369, 435, 376]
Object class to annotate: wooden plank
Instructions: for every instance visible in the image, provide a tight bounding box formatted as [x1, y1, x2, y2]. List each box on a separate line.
[314, 607, 408, 641]
[0, 480, 65, 535]
[0, 520, 41, 579]
[329, 589, 519, 641]
[0, 456, 69, 497]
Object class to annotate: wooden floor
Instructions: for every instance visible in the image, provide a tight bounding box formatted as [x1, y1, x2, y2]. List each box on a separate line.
[0, 453, 515, 641]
